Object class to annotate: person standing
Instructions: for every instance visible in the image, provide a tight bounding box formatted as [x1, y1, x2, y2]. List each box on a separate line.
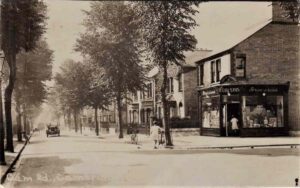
[150, 121, 161, 149]
[230, 115, 239, 136]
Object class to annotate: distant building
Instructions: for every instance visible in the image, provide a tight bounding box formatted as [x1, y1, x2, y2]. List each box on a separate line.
[126, 49, 211, 133]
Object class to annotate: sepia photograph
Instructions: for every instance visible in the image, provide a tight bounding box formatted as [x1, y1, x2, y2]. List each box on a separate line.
[0, 0, 299, 187]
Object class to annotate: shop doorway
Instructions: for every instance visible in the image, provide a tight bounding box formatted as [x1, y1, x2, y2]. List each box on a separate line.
[225, 103, 241, 137]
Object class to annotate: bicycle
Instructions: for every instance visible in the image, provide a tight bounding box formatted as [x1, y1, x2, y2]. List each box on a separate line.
[130, 129, 139, 145]
[131, 132, 138, 145]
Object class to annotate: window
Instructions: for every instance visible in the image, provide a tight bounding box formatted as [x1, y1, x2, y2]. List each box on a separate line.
[197, 64, 204, 86]
[140, 90, 145, 99]
[168, 77, 174, 93]
[235, 55, 246, 78]
[216, 59, 221, 82]
[202, 95, 220, 128]
[178, 73, 183, 91]
[242, 95, 284, 128]
[158, 107, 161, 119]
[211, 61, 216, 83]
[147, 83, 152, 98]
[133, 92, 138, 101]
[170, 78, 174, 92]
[141, 109, 145, 123]
[129, 111, 132, 123]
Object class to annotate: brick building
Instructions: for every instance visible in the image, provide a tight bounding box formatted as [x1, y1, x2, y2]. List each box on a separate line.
[126, 49, 211, 132]
[195, 2, 299, 136]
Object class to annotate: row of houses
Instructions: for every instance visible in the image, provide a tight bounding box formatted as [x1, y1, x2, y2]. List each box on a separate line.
[82, 2, 300, 137]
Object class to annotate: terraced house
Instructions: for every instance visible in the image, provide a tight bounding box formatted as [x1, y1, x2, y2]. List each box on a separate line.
[126, 49, 211, 134]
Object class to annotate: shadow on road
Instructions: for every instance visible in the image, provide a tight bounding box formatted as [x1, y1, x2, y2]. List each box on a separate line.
[7, 156, 106, 187]
[132, 148, 300, 157]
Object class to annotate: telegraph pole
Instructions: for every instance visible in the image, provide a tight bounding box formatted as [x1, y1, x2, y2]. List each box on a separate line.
[0, 52, 6, 165]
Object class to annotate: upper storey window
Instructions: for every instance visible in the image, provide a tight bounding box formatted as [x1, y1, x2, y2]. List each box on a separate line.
[235, 54, 246, 78]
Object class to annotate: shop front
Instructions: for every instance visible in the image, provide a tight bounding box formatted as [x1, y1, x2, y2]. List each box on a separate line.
[198, 83, 289, 137]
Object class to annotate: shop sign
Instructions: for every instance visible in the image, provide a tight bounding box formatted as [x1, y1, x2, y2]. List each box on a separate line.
[219, 87, 240, 94]
[202, 89, 217, 96]
[248, 86, 279, 94]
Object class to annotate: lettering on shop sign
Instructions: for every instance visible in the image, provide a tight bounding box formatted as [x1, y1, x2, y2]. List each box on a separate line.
[202, 90, 217, 96]
[248, 87, 278, 93]
[219, 87, 240, 94]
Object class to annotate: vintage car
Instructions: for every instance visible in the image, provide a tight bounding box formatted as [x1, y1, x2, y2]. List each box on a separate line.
[46, 125, 60, 137]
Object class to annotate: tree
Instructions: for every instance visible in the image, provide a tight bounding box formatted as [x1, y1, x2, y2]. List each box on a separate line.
[136, 1, 200, 146]
[84, 63, 111, 136]
[14, 39, 53, 141]
[1, 0, 47, 152]
[280, 0, 300, 22]
[76, 2, 146, 138]
[54, 59, 90, 133]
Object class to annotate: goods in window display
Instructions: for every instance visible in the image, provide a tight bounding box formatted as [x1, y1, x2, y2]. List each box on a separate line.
[263, 117, 269, 127]
[203, 111, 210, 128]
[210, 110, 219, 128]
[269, 117, 277, 127]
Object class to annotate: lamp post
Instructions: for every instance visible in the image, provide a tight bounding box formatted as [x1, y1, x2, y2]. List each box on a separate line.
[0, 50, 6, 165]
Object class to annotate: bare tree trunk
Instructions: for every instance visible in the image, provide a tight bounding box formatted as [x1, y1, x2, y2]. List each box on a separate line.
[3, 0, 18, 152]
[0, 78, 6, 165]
[5, 49, 16, 152]
[63, 113, 67, 128]
[94, 106, 99, 136]
[73, 109, 78, 133]
[116, 92, 123, 139]
[23, 104, 29, 135]
[67, 110, 71, 131]
[79, 112, 82, 135]
[16, 99, 22, 142]
[161, 64, 173, 146]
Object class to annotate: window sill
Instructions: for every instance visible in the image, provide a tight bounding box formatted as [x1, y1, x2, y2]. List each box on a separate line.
[210, 82, 220, 86]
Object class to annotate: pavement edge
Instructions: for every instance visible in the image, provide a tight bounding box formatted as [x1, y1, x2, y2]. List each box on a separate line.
[0, 135, 32, 184]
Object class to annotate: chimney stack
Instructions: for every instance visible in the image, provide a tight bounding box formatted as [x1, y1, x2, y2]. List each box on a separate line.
[272, 1, 297, 23]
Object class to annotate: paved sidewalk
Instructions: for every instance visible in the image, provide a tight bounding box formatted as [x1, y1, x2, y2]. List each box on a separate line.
[61, 129, 300, 150]
[100, 133, 300, 150]
[0, 138, 29, 183]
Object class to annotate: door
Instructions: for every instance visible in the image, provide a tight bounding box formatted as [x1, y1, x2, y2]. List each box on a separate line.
[225, 103, 241, 136]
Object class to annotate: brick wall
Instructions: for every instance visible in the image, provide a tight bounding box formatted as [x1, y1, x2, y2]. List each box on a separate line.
[234, 23, 300, 131]
[183, 68, 198, 120]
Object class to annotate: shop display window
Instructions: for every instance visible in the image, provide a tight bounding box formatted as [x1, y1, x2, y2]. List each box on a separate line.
[242, 95, 284, 128]
[202, 96, 220, 128]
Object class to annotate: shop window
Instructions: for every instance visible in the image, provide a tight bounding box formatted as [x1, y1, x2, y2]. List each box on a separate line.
[235, 55, 246, 78]
[202, 96, 220, 128]
[197, 64, 204, 86]
[211, 61, 216, 83]
[178, 73, 183, 92]
[242, 95, 284, 128]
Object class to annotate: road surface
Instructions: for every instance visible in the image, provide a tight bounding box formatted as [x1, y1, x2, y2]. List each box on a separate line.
[4, 131, 300, 187]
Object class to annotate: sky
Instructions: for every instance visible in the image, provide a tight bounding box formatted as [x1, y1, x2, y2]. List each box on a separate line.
[44, 0, 91, 74]
[36, 1, 272, 124]
[44, 1, 271, 74]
